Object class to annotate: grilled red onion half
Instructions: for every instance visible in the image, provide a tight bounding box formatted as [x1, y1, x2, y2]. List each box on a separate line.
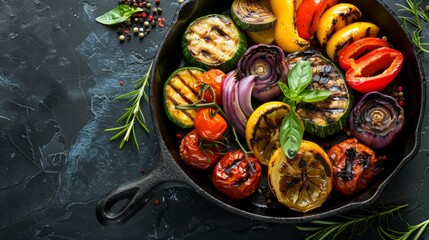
[237, 44, 288, 102]
[349, 91, 405, 148]
[222, 70, 257, 136]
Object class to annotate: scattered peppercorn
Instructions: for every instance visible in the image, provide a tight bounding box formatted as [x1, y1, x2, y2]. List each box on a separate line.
[114, 0, 163, 42]
[154, 199, 160, 205]
[175, 133, 183, 139]
[119, 80, 124, 86]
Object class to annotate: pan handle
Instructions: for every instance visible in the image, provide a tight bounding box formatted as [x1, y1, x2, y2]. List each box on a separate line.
[96, 157, 188, 225]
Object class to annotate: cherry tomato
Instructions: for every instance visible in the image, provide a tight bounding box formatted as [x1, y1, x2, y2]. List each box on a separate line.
[296, 0, 329, 40]
[197, 69, 226, 105]
[212, 150, 262, 200]
[179, 129, 224, 170]
[338, 37, 391, 71]
[194, 108, 228, 141]
[345, 46, 404, 93]
[328, 138, 382, 196]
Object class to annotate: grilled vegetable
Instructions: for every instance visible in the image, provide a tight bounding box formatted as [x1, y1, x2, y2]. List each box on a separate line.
[338, 37, 391, 71]
[316, 3, 362, 47]
[246, 101, 292, 166]
[222, 70, 258, 136]
[196, 69, 226, 105]
[194, 108, 228, 141]
[231, 0, 276, 31]
[182, 14, 247, 72]
[164, 67, 205, 128]
[345, 47, 404, 93]
[268, 140, 333, 212]
[270, 0, 310, 53]
[237, 44, 289, 101]
[212, 150, 262, 200]
[296, 0, 329, 40]
[286, 50, 353, 137]
[328, 138, 382, 196]
[244, 0, 276, 44]
[349, 92, 405, 148]
[180, 129, 225, 170]
[326, 22, 380, 61]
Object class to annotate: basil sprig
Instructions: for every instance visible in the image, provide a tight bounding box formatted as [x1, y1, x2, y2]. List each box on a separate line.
[279, 61, 331, 159]
[96, 5, 143, 25]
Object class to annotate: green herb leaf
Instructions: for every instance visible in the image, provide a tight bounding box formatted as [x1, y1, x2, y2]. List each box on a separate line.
[287, 61, 313, 95]
[106, 62, 152, 149]
[298, 205, 408, 240]
[278, 81, 292, 99]
[279, 110, 304, 159]
[300, 89, 331, 103]
[96, 5, 143, 25]
[396, 0, 429, 54]
[279, 60, 330, 158]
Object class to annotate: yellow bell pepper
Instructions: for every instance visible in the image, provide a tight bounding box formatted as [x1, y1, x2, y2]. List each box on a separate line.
[325, 21, 380, 61]
[270, 0, 310, 53]
[316, 3, 362, 47]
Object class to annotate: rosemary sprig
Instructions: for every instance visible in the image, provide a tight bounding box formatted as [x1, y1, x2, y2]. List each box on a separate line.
[297, 205, 408, 240]
[379, 219, 429, 240]
[396, 0, 429, 54]
[105, 62, 152, 150]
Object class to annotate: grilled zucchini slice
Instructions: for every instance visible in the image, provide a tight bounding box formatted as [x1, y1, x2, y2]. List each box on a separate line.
[164, 67, 205, 128]
[182, 14, 247, 72]
[286, 50, 353, 137]
[231, 0, 276, 31]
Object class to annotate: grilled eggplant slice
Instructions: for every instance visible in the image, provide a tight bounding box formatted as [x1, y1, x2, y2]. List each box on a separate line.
[231, 0, 276, 31]
[286, 50, 353, 137]
[182, 14, 247, 72]
[164, 67, 205, 128]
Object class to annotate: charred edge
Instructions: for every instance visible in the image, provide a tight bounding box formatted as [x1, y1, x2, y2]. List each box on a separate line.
[315, 153, 332, 177]
[252, 105, 290, 141]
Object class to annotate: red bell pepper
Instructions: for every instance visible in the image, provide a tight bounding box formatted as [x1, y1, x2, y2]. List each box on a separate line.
[338, 37, 391, 71]
[345, 47, 404, 93]
[296, 0, 329, 40]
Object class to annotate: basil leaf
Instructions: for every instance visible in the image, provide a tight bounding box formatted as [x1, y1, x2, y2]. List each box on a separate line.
[96, 5, 143, 25]
[300, 89, 331, 103]
[278, 82, 291, 98]
[279, 111, 304, 159]
[288, 61, 313, 95]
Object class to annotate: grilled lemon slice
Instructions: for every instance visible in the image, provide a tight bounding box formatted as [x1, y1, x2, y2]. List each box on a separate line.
[245, 101, 291, 166]
[268, 141, 333, 212]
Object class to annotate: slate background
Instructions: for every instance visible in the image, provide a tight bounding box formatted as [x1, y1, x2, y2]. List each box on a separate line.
[1, 0, 428, 239]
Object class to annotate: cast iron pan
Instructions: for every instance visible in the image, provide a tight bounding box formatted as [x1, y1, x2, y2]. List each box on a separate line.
[96, 0, 425, 225]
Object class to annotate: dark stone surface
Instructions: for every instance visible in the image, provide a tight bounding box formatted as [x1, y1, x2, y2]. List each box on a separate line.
[1, 0, 428, 239]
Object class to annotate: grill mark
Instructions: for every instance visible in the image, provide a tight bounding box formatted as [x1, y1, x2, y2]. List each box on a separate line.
[177, 70, 199, 96]
[212, 25, 228, 37]
[167, 80, 196, 105]
[225, 159, 242, 174]
[166, 95, 195, 121]
[251, 105, 290, 141]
